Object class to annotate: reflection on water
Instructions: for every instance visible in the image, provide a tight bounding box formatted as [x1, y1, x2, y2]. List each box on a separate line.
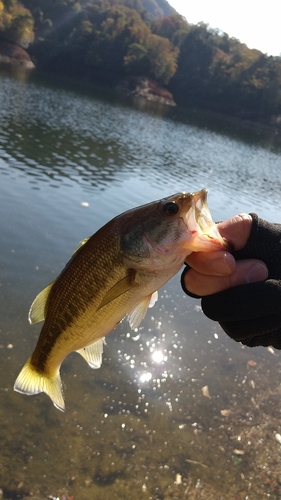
[1, 66, 281, 499]
[1, 69, 280, 213]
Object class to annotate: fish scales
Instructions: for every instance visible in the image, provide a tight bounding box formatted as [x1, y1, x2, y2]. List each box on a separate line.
[14, 190, 229, 410]
[31, 218, 127, 369]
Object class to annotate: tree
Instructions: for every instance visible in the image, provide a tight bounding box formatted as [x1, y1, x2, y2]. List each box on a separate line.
[169, 25, 214, 106]
[145, 33, 178, 83]
[0, 0, 34, 46]
[153, 12, 190, 47]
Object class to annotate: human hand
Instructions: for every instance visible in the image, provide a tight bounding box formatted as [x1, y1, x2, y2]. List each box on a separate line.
[181, 214, 281, 348]
[182, 213, 268, 296]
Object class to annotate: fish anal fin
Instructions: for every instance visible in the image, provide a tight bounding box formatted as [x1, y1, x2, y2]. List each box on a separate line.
[97, 271, 139, 311]
[76, 338, 105, 369]
[14, 357, 65, 411]
[28, 281, 55, 324]
[128, 290, 158, 329]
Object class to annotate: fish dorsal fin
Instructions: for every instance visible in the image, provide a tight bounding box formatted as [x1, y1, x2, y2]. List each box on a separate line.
[28, 281, 55, 324]
[97, 272, 139, 311]
[76, 338, 105, 369]
[127, 291, 158, 329]
[28, 237, 91, 325]
[73, 237, 90, 256]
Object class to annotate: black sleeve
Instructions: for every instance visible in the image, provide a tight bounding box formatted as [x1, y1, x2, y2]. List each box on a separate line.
[182, 214, 281, 348]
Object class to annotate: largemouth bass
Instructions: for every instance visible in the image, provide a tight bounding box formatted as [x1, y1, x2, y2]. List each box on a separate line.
[14, 189, 228, 411]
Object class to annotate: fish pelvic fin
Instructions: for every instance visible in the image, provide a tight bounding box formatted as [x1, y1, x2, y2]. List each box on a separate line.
[14, 358, 65, 412]
[127, 291, 158, 329]
[76, 338, 105, 369]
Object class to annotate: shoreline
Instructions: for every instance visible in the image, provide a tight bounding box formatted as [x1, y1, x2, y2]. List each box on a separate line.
[0, 41, 35, 69]
[0, 43, 280, 140]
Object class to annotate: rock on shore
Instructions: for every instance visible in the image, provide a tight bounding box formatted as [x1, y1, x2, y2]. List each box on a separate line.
[0, 42, 35, 69]
[116, 76, 176, 106]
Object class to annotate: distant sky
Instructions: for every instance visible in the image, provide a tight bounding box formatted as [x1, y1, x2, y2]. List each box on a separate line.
[169, 0, 281, 56]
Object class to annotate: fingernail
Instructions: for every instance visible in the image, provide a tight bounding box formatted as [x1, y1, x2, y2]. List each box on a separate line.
[246, 263, 268, 283]
[212, 253, 234, 275]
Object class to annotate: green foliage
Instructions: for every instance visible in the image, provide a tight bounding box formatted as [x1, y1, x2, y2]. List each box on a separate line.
[141, 0, 175, 19]
[0, 0, 34, 46]
[168, 23, 281, 120]
[22, 1, 178, 84]
[1, 0, 280, 122]
[145, 33, 178, 83]
[152, 12, 190, 47]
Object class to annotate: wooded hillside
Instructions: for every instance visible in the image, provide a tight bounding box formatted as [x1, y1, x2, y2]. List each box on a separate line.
[1, 0, 280, 123]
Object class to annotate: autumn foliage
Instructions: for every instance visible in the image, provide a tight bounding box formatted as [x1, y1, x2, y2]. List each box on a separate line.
[1, 0, 280, 122]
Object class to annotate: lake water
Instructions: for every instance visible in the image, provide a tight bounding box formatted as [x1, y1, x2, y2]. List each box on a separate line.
[1, 65, 281, 500]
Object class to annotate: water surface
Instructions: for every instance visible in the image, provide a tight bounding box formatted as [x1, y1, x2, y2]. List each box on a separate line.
[1, 66, 281, 500]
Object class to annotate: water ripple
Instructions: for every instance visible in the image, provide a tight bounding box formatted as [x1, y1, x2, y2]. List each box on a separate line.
[0, 72, 280, 215]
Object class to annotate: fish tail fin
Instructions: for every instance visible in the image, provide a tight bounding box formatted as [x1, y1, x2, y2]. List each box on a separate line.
[14, 357, 65, 411]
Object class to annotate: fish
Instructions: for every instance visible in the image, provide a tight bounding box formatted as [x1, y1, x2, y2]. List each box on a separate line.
[14, 189, 228, 411]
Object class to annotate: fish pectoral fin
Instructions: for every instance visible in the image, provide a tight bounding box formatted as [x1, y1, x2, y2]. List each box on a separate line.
[28, 281, 55, 324]
[127, 291, 158, 329]
[76, 338, 105, 369]
[97, 271, 139, 311]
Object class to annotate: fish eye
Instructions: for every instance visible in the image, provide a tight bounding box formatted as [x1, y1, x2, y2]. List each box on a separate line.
[162, 201, 179, 216]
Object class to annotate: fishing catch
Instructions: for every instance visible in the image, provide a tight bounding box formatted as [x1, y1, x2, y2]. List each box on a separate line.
[14, 189, 228, 411]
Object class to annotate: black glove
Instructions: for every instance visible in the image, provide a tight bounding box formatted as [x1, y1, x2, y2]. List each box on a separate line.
[181, 214, 281, 348]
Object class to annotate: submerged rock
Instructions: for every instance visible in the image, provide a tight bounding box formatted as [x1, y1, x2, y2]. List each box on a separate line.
[116, 76, 176, 106]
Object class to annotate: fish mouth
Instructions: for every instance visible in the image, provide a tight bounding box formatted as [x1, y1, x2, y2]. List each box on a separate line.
[192, 189, 213, 231]
[184, 189, 230, 251]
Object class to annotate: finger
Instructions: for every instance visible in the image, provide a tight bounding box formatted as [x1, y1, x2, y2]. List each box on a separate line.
[216, 213, 252, 250]
[184, 259, 268, 296]
[185, 251, 236, 276]
[184, 214, 253, 277]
